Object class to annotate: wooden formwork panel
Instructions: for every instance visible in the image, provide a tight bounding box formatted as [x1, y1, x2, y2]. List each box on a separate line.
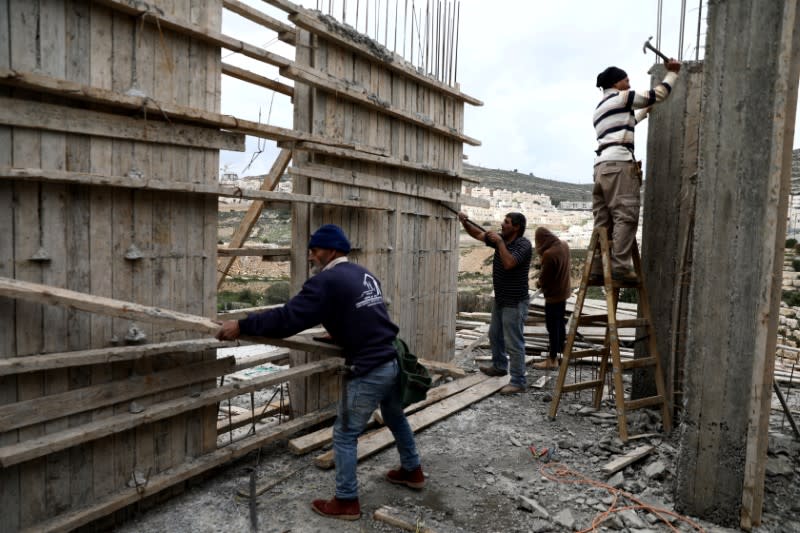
[0, 0, 222, 530]
[289, 24, 467, 415]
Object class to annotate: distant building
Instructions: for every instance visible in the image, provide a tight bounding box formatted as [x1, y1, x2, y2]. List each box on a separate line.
[559, 201, 592, 211]
[221, 172, 238, 182]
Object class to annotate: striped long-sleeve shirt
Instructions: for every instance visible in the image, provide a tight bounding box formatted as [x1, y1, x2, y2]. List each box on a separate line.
[593, 71, 678, 164]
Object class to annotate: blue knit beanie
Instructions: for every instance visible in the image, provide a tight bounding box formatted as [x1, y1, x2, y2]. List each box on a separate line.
[308, 224, 351, 253]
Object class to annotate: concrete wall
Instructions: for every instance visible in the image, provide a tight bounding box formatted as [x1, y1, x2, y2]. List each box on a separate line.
[637, 62, 704, 409]
[674, 1, 800, 528]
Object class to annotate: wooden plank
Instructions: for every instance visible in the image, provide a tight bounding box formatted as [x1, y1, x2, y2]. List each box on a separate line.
[600, 445, 655, 476]
[314, 375, 508, 468]
[0, 1, 18, 526]
[0, 68, 307, 142]
[284, 140, 459, 177]
[286, 9, 482, 106]
[93, 0, 291, 69]
[0, 276, 351, 356]
[373, 505, 437, 533]
[10, 3, 47, 520]
[221, 62, 293, 97]
[63, 8, 95, 512]
[0, 357, 235, 432]
[21, 405, 337, 533]
[289, 373, 487, 454]
[222, 0, 295, 42]
[0, 167, 393, 209]
[216, 247, 291, 258]
[39, 0, 73, 516]
[0, 358, 343, 468]
[281, 62, 480, 145]
[0, 95, 245, 151]
[217, 148, 291, 288]
[216, 399, 291, 434]
[0, 338, 232, 375]
[288, 163, 488, 207]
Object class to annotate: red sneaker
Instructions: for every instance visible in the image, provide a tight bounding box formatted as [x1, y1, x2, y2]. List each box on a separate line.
[311, 497, 361, 520]
[386, 465, 425, 489]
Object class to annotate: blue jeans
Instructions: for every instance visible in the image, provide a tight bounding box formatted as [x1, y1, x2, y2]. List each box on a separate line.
[332, 358, 420, 499]
[489, 298, 530, 388]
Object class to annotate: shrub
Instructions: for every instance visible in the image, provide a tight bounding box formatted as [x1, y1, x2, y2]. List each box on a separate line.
[783, 290, 800, 308]
[265, 281, 291, 304]
[787, 238, 798, 249]
[793, 258, 800, 272]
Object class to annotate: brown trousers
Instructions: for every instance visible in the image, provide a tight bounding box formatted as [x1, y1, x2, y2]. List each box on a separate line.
[591, 160, 641, 274]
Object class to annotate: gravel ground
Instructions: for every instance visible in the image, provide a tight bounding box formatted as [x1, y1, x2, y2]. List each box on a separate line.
[115, 359, 800, 533]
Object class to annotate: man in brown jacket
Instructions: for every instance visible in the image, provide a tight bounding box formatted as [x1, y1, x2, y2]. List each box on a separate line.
[532, 227, 571, 370]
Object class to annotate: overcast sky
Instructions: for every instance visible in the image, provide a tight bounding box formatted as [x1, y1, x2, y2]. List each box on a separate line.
[218, 1, 789, 185]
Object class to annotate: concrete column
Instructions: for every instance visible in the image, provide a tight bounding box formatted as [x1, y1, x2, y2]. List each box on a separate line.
[638, 62, 704, 407]
[674, 1, 800, 529]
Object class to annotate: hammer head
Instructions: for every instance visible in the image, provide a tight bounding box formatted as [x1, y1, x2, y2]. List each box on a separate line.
[642, 36, 653, 54]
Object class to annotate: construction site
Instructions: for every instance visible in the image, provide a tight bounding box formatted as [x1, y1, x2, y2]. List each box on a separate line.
[2, 0, 800, 532]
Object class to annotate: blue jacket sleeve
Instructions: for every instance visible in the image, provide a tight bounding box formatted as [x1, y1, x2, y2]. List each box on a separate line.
[238, 276, 328, 338]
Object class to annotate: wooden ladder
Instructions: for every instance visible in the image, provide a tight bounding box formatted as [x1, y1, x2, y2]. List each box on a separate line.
[547, 227, 672, 442]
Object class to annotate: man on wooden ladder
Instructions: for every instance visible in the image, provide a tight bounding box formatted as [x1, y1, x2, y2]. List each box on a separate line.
[591, 59, 681, 284]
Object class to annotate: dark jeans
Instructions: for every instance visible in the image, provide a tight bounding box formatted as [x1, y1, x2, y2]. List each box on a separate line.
[544, 300, 567, 360]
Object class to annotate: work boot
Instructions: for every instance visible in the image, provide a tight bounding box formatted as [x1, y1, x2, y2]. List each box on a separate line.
[612, 268, 639, 285]
[311, 497, 361, 520]
[386, 465, 426, 489]
[499, 384, 525, 394]
[533, 358, 560, 370]
[478, 364, 507, 377]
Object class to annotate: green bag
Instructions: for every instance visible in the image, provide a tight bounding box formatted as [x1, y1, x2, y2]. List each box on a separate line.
[393, 337, 433, 407]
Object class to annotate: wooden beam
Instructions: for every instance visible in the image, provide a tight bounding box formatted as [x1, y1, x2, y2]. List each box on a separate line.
[285, 8, 482, 106]
[216, 247, 291, 257]
[282, 141, 460, 178]
[218, 304, 283, 321]
[313, 376, 508, 468]
[373, 506, 436, 533]
[0, 358, 342, 468]
[223, 0, 296, 43]
[222, 62, 294, 97]
[0, 68, 328, 144]
[0, 357, 236, 432]
[288, 373, 488, 455]
[0, 276, 343, 357]
[91, 0, 291, 69]
[600, 445, 655, 476]
[280, 63, 480, 145]
[22, 405, 337, 533]
[0, 167, 392, 210]
[0, 338, 232, 376]
[217, 149, 292, 288]
[0, 95, 244, 151]
[217, 399, 290, 434]
[289, 164, 489, 207]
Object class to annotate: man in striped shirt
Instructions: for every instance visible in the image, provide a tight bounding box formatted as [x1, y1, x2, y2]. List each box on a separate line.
[591, 60, 681, 283]
[458, 211, 532, 394]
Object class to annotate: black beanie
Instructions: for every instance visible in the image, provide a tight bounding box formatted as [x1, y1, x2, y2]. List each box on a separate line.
[596, 66, 628, 89]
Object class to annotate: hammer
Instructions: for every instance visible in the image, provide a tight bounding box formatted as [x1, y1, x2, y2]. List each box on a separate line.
[643, 36, 670, 62]
[440, 201, 487, 232]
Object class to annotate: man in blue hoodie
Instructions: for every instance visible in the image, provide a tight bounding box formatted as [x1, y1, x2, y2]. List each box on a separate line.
[216, 224, 423, 521]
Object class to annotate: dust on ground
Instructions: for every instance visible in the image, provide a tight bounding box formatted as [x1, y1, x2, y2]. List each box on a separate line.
[119, 244, 800, 533]
[116, 348, 800, 533]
